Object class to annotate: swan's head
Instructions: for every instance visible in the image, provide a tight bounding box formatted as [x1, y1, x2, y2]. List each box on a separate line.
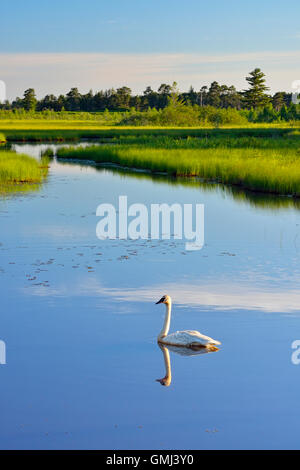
[156, 376, 171, 387]
[155, 294, 171, 305]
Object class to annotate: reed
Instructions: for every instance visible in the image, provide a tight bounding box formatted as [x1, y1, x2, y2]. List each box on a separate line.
[56, 144, 300, 197]
[0, 150, 48, 185]
[1, 125, 300, 143]
[40, 148, 55, 158]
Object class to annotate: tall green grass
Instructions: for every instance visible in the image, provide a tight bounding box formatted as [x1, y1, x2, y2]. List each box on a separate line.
[0, 150, 48, 185]
[57, 144, 300, 196]
[1, 108, 300, 127]
[1, 125, 300, 143]
[109, 133, 300, 150]
[0, 110, 112, 121]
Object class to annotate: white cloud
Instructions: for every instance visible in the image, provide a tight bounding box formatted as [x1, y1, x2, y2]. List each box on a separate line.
[24, 276, 300, 314]
[1, 50, 300, 99]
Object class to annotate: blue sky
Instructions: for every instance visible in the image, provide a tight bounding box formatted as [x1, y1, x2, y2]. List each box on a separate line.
[1, 0, 300, 98]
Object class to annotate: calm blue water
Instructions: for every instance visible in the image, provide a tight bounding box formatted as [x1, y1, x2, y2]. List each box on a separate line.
[0, 144, 300, 449]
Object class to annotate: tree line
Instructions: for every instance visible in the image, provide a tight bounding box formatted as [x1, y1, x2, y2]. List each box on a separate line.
[0, 68, 299, 123]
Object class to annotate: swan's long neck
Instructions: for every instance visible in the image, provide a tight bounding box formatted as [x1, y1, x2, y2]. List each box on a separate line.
[161, 345, 171, 383]
[158, 344, 172, 386]
[158, 301, 172, 339]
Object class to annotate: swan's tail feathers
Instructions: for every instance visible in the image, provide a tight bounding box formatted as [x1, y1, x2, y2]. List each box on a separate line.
[189, 342, 220, 352]
[206, 345, 220, 352]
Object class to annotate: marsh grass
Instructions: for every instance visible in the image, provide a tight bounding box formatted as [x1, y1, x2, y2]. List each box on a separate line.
[57, 144, 300, 196]
[0, 123, 300, 143]
[109, 134, 300, 150]
[1, 129, 96, 142]
[2, 122, 300, 196]
[41, 148, 55, 158]
[0, 150, 48, 185]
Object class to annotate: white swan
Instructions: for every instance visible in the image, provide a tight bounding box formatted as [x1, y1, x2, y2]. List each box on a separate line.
[156, 295, 221, 349]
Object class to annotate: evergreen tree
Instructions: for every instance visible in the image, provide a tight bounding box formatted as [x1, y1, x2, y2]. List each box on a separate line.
[157, 83, 171, 108]
[280, 105, 289, 121]
[167, 82, 184, 108]
[81, 90, 94, 111]
[37, 94, 59, 111]
[220, 85, 241, 109]
[56, 95, 66, 111]
[114, 87, 132, 110]
[288, 103, 299, 120]
[272, 92, 285, 111]
[243, 68, 270, 108]
[11, 96, 24, 109]
[130, 95, 141, 110]
[207, 81, 221, 107]
[65, 88, 82, 111]
[142, 86, 158, 109]
[23, 88, 37, 111]
[93, 91, 106, 111]
[185, 86, 198, 105]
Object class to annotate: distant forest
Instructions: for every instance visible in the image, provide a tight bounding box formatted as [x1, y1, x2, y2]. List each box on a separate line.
[1, 68, 299, 125]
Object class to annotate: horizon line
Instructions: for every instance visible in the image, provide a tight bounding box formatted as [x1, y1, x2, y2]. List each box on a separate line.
[1, 50, 300, 99]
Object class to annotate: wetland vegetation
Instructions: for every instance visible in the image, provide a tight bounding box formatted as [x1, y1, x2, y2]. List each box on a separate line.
[0, 149, 48, 193]
[0, 67, 299, 197]
[1, 126, 299, 198]
[55, 131, 300, 197]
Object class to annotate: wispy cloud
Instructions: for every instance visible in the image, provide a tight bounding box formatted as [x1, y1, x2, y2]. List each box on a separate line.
[1, 50, 300, 99]
[24, 276, 300, 314]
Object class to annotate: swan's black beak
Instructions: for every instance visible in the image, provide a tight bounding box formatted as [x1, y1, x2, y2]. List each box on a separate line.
[156, 297, 164, 304]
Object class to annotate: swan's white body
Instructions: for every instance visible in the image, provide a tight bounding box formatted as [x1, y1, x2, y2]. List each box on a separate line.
[161, 329, 220, 348]
[156, 295, 221, 349]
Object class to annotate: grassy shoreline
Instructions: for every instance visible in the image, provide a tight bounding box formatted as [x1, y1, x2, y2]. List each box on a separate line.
[0, 150, 48, 189]
[56, 143, 300, 197]
[1, 123, 300, 197]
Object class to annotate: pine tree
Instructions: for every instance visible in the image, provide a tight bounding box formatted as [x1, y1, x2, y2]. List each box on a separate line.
[272, 92, 285, 111]
[65, 88, 82, 111]
[243, 68, 270, 108]
[207, 81, 221, 107]
[23, 88, 37, 111]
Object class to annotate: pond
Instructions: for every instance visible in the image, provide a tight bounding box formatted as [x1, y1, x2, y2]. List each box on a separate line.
[0, 142, 300, 449]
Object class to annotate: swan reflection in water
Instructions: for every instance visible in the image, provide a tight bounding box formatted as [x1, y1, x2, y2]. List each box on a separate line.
[156, 343, 219, 387]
